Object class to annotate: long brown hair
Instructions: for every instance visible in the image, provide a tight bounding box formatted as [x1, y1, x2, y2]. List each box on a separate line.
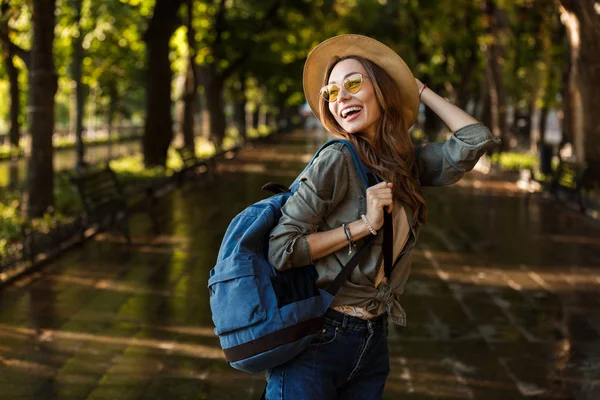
[319, 55, 427, 223]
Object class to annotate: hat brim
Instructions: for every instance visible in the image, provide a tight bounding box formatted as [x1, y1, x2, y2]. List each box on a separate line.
[303, 34, 419, 130]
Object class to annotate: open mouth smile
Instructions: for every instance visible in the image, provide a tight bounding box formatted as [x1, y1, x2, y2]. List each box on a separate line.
[340, 106, 363, 121]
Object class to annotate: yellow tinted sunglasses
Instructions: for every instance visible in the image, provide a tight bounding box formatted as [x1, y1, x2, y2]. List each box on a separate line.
[320, 73, 370, 102]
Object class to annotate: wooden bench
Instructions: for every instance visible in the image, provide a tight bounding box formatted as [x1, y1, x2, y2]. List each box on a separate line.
[69, 165, 158, 244]
[175, 146, 209, 184]
[525, 160, 590, 214]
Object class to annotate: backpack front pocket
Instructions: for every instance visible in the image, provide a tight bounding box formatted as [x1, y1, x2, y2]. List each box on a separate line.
[208, 255, 266, 335]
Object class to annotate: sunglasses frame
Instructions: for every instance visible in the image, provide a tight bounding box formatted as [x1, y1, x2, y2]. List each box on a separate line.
[320, 73, 370, 103]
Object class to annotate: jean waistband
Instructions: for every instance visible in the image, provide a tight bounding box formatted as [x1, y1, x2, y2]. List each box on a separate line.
[324, 308, 387, 332]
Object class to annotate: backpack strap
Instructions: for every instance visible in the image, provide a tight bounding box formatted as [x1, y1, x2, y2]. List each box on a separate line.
[325, 234, 377, 296]
[261, 182, 291, 194]
[326, 172, 394, 296]
[382, 212, 394, 279]
[289, 139, 372, 191]
[366, 171, 394, 280]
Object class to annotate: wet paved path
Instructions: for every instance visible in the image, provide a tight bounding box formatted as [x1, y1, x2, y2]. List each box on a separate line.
[1, 130, 600, 399]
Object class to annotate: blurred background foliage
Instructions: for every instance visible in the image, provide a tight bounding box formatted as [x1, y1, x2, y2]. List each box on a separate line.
[0, 0, 598, 245]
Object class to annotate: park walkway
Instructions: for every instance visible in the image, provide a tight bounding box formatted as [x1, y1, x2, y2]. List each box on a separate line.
[1, 129, 600, 399]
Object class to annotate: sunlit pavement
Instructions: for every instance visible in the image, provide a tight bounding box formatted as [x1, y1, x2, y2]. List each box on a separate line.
[1, 129, 599, 399]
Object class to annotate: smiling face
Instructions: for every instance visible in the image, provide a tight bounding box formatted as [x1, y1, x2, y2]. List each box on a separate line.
[326, 58, 382, 141]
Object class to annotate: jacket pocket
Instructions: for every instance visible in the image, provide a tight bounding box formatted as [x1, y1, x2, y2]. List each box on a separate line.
[208, 254, 266, 335]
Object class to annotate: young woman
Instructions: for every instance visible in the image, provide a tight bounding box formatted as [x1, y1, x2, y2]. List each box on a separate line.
[266, 34, 500, 400]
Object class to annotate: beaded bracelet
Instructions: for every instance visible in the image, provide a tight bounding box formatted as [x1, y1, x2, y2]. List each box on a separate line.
[361, 214, 377, 236]
[342, 223, 356, 255]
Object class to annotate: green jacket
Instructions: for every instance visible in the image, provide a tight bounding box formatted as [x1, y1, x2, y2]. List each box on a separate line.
[268, 123, 500, 326]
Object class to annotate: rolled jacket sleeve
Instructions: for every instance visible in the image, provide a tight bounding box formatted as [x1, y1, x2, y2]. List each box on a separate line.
[416, 122, 501, 186]
[268, 147, 349, 271]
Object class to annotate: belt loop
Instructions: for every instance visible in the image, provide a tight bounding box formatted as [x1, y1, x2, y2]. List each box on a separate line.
[342, 314, 348, 329]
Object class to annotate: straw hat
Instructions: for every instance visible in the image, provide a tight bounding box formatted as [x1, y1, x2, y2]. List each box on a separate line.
[303, 34, 419, 130]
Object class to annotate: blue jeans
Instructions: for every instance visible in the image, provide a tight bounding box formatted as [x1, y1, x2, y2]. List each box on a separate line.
[265, 309, 390, 400]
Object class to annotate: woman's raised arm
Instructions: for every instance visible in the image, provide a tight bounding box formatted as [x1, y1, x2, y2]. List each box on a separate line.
[413, 78, 501, 186]
[416, 78, 479, 131]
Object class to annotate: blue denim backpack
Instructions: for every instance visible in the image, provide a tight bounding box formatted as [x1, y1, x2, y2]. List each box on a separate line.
[208, 139, 391, 373]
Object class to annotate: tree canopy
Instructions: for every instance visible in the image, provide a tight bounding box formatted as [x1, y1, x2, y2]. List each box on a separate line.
[0, 0, 598, 217]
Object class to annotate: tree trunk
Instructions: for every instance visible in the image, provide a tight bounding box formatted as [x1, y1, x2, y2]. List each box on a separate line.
[558, 0, 600, 176]
[525, 100, 536, 153]
[539, 105, 549, 143]
[232, 74, 247, 140]
[70, 0, 85, 169]
[538, 105, 553, 175]
[233, 96, 246, 140]
[9, 161, 19, 189]
[201, 108, 211, 139]
[181, 0, 196, 150]
[143, 0, 184, 167]
[455, 3, 479, 111]
[484, 0, 509, 151]
[455, 49, 477, 110]
[515, 101, 538, 143]
[252, 108, 260, 130]
[200, 63, 226, 149]
[259, 105, 267, 129]
[513, 107, 521, 141]
[558, 2, 584, 163]
[106, 81, 117, 159]
[536, 55, 558, 153]
[5, 49, 19, 151]
[246, 103, 254, 133]
[424, 105, 442, 141]
[26, 0, 57, 218]
[576, 9, 600, 175]
[181, 61, 196, 150]
[560, 32, 572, 147]
[479, 73, 492, 131]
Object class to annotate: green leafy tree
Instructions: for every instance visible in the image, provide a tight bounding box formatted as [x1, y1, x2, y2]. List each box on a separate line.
[534, 2, 565, 153]
[0, 0, 30, 152]
[70, 0, 85, 168]
[84, 1, 148, 139]
[195, 0, 321, 148]
[481, 0, 510, 150]
[238, 1, 337, 132]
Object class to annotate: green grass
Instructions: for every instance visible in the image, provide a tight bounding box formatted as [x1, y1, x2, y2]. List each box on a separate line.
[0, 154, 162, 258]
[0, 134, 142, 160]
[491, 152, 539, 172]
[0, 144, 22, 159]
[1, 122, 272, 160]
[53, 133, 142, 150]
[0, 198, 23, 253]
[410, 128, 426, 142]
[0, 178, 78, 258]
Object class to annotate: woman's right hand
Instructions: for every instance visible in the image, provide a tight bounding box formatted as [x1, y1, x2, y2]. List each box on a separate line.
[365, 181, 393, 231]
